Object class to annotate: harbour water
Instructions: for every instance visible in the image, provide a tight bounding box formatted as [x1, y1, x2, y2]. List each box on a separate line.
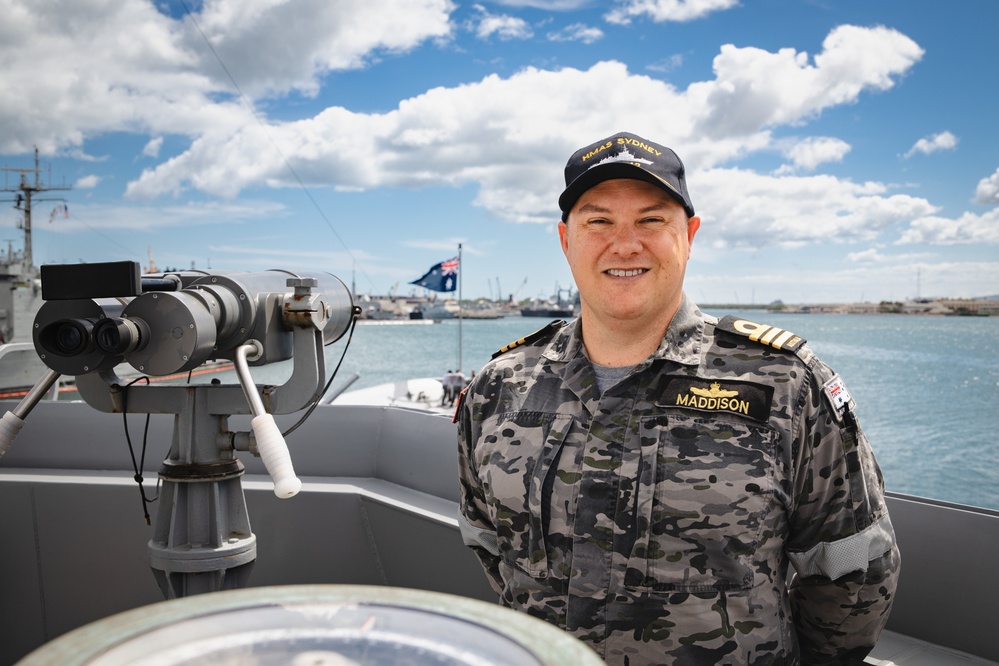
[214, 309, 999, 512]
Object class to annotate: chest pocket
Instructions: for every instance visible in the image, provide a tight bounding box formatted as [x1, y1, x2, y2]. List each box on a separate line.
[626, 412, 778, 593]
[477, 411, 574, 577]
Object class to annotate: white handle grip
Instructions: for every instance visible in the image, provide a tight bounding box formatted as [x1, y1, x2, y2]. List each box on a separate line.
[0, 411, 25, 459]
[252, 413, 301, 498]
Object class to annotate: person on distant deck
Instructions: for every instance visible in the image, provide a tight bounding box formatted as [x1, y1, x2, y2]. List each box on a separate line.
[441, 369, 454, 407]
[451, 370, 466, 406]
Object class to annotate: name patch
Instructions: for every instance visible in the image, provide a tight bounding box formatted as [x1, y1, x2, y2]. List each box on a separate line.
[658, 377, 773, 423]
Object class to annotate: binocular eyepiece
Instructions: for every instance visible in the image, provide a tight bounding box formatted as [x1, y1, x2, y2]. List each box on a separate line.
[40, 319, 92, 356]
[91, 317, 146, 356]
[38, 315, 145, 358]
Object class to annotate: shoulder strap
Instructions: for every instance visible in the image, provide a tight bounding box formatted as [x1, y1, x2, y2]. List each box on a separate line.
[491, 319, 566, 359]
[715, 315, 807, 353]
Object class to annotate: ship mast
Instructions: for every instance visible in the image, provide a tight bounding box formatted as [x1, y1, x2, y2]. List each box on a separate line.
[1, 147, 71, 275]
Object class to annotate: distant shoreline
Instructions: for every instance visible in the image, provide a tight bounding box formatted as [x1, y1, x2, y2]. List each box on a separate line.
[700, 298, 998, 316]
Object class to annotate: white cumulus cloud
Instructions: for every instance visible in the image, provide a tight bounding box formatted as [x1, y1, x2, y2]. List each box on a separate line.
[473, 5, 533, 40]
[0, 0, 454, 154]
[777, 136, 851, 173]
[845, 248, 932, 264]
[75, 175, 100, 188]
[904, 130, 958, 158]
[606, 0, 741, 25]
[143, 137, 164, 158]
[974, 167, 999, 205]
[2, 1, 962, 252]
[694, 167, 937, 249]
[547, 23, 604, 43]
[489, 0, 589, 8]
[119, 23, 930, 252]
[192, 0, 454, 97]
[897, 208, 999, 244]
[687, 25, 924, 139]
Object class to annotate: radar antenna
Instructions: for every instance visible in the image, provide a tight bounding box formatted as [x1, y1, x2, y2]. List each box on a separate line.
[1, 147, 71, 274]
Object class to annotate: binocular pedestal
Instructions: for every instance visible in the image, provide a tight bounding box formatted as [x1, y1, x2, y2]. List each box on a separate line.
[147, 389, 257, 599]
[3, 267, 357, 600]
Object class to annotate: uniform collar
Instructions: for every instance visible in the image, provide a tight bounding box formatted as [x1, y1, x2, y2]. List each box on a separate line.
[542, 293, 705, 367]
[655, 294, 705, 366]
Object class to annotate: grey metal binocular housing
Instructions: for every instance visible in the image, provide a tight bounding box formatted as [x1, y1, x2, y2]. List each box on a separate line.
[32, 261, 355, 377]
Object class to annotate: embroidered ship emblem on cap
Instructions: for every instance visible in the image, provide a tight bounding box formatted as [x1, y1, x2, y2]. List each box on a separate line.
[592, 147, 654, 169]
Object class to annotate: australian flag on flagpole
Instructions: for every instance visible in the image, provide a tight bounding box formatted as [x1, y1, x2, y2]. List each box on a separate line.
[410, 256, 459, 292]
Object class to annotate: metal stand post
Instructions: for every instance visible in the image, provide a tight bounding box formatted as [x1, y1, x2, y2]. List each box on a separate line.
[147, 389, 256, 598]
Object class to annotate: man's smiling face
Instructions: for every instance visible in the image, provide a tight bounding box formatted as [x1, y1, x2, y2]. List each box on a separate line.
[559, 178, 700, 335]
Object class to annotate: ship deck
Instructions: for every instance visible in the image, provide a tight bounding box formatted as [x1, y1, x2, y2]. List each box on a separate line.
[1, 400, 997, 664]
[868, 631, 998, 665]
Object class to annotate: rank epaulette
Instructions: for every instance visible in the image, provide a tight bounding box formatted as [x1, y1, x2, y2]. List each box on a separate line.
[716, 315, 807, 353]
[492, 319, 566, 359]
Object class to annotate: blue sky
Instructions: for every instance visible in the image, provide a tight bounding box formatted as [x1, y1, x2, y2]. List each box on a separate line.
[1, 0, 997, 305]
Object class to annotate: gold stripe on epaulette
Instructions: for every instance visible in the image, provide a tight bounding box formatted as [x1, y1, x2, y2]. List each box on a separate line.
[491, 319, 565, 359]
[744, 322, 802, 350]
[498, 338, 527, 355]
[717, 315, 806, 353]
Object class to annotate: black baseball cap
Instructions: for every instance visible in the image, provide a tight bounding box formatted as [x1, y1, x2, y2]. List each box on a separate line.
[558, 131, 695, 219]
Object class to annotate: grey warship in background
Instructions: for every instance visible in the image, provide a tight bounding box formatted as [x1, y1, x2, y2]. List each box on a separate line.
[0, 148, 69, 395]
[0, 259, 996, 665]
[0, 152, 232, 400]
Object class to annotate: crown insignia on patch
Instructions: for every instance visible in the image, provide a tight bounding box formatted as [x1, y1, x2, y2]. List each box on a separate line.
[689, 382, 739, 399]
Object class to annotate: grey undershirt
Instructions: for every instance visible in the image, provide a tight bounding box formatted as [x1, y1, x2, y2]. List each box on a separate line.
[591, 363, 637, 394]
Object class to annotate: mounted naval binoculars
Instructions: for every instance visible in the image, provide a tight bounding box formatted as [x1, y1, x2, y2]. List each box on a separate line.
[32, 261, 354, 377]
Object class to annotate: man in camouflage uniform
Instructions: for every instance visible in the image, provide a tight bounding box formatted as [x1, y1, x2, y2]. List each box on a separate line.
[456, 132, 900, 665]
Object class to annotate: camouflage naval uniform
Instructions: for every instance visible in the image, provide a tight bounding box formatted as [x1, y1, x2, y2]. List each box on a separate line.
[456, 296, 899, 665]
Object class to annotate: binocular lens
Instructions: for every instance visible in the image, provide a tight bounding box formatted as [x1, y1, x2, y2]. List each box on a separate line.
[95, 320, 123, 354]
[40, 320, 90, 356]
[93, 319, 142, 355]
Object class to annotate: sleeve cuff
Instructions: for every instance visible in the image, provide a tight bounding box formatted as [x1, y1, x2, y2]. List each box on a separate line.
[788, 513, 896, 580]
[457, 510, 500, 556]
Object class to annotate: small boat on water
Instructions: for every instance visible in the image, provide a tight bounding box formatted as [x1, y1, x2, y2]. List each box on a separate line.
[520, 302, 575, 318]
[409, 302, 456, 320]
[329, 375, 455, 414]
[520, 286, 578, 318]
[0, 264, 997, 664]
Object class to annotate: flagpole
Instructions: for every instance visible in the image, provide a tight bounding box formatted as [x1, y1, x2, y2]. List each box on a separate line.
[458, 243, 463, 374]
